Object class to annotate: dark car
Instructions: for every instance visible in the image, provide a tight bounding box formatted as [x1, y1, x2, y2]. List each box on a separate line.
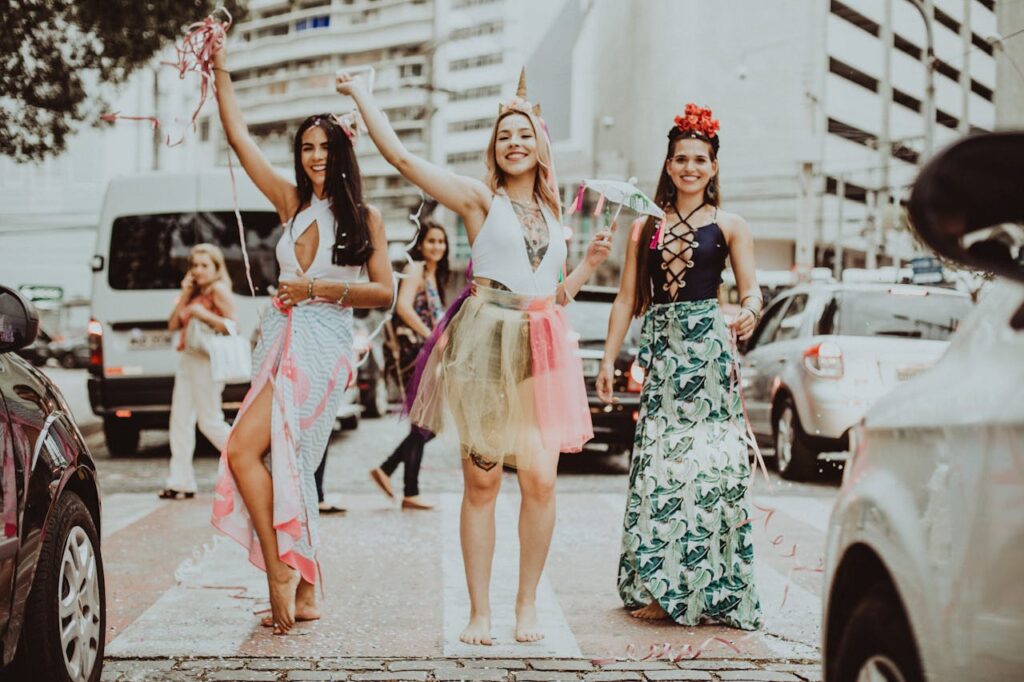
[352, 313, 390, 419]
[49, 334, 91, 370]
[563, 286, 643, 457]
[14, 327, 53, 367]
[0, 287, 105, 681]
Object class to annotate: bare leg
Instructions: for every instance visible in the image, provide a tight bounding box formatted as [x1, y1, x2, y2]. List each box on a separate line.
[514, 443, 559, 643]
[226, 383, 300, 635]
[459, 452, 502, 645]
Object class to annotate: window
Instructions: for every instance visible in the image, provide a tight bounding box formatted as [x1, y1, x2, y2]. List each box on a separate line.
[296, 15, 330, 31]
[450, 21, 504, 40]
[746, 297, 791, 352]
[449, 85, 502, 102]
[108, 212, 282, 297]
[448, 117, 493, 133]
[449, 53, 503, 72]
[821, 290, 972, 341]
[446, 151, 484, 165]
[772, 294, 808, 343]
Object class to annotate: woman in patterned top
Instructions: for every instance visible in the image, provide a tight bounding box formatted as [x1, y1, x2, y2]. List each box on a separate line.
[597, 105, 764, 629]
[371, 221, 450, 511]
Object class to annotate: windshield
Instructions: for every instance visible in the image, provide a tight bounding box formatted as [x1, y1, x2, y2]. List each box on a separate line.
[563, 300, 641, 346]
[819, 290, 973, 341]
[108, 211, 281, 296]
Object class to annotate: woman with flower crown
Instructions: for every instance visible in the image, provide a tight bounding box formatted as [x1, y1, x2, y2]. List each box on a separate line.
[597, 105, 763, 629]
[338, 68, 611, 645]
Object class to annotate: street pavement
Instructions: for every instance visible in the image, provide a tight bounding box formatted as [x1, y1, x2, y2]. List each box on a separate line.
[45, 368, 838, 682]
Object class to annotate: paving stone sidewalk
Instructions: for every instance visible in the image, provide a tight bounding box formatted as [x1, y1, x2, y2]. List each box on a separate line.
[101, 657, 823, 682]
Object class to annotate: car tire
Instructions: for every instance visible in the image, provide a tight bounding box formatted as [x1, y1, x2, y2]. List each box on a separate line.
[362, 375, 389, 419]
[60, 353, 77, 369]
[340, 415, 359, 431]
[103, 416, 140, 457]
[830, 583, 923, 682]
[773, 398, 817, 481]
[12, 491, 105, 682]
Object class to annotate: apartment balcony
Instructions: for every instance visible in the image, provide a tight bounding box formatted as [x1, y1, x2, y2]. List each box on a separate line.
[231, 0, 435, 72]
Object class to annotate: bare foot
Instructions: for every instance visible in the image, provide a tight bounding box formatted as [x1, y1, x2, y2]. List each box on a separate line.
[459, 613, 493, 646]
[630, 601, 671, 620]
[267, 567, 301, 634]
[260, 579, 320, 627]
[515, 601, 544, 642]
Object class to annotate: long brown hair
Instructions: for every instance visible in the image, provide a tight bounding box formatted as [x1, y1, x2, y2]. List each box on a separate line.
[632, 135, 720, 318]
[484, 110, 562, 220]
[409, 221, 451, 305]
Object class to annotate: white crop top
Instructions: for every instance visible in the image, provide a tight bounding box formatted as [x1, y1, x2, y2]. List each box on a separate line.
[276, 193, 362, 282]
[471, 194, 566, 296]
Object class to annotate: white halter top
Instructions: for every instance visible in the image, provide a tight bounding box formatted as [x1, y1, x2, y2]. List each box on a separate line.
[276, 193, 362, 281]
[471, 194, 565, 296]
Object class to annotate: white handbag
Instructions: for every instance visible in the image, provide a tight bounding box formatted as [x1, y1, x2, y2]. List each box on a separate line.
[207, 319, 252, 384]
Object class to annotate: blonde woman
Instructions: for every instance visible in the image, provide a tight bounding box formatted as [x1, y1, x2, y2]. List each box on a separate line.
[163, 243, 237, 500]
[339, 69, 611, 645]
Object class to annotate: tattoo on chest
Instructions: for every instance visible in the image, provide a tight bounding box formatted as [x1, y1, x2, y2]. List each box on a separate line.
[511, 201, 549, 271]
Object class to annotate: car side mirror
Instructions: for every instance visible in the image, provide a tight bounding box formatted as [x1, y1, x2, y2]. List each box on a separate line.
[0, 286, 40, 353]
[909, 132, 1024, 284]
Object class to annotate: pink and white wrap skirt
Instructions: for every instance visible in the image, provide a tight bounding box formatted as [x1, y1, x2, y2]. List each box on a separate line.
[212, 299, 353, 585]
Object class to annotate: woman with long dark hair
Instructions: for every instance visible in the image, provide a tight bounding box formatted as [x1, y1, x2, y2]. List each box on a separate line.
[370, 221, 450, 511]
[339, 69, 611, 645]
[208, 42, 393, 635]
[597, 104, 763, 629]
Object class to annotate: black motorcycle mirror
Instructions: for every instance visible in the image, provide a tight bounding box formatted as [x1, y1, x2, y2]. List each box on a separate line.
[908, 131, 1024, 284]
[0, 287, 40, 353]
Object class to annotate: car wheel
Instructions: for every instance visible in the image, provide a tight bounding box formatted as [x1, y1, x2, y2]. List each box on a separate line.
[340, 415, 359, 431]
[60, 353, 77, 369]
[13, 491, 105, 682]
[830, 584, 923, 682]
[102, 416, 140, 457]
[362, 375, 389, 419]
[774, 399, 817, 481]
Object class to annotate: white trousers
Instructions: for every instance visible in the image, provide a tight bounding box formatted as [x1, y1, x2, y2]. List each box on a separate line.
[167, 352, 232, 492]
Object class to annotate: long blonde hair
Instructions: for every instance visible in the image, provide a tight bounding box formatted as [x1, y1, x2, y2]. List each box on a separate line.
[188, 243, 232, 299]
[484, 109, 562, 221]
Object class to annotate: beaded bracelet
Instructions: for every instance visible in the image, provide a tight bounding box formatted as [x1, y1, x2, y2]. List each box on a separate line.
[337, 282, 351, 306]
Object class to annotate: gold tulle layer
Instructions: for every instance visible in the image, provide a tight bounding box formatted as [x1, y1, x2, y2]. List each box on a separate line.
[408, 282, 593, 470]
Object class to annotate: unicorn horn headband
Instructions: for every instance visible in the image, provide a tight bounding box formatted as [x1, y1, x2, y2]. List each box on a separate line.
[499, 67, 542, 117]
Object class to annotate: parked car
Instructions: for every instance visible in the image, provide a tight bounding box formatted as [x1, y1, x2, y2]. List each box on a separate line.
[563, 286, 643, 457]
[352, 312, 389, 419]
[738, 281, 972, 479]
[49, 334, 91, 369]
[13, 326, 53, 367]
[0, 286, 105, 682]
[823, 132, 1024, 681]
[87, 171, 279, 456]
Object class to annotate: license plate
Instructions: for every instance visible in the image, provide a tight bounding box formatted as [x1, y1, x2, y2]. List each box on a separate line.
[896, 364, 929, 381]
[582, 359, 600, 377]
[128, 331, 174, 349]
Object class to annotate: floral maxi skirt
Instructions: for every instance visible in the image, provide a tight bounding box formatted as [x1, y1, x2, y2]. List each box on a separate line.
[212, 301, 353, 585]
[618, 298, 762, 630]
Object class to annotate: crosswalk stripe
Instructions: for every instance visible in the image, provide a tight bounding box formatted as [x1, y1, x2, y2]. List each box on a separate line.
[106, 537, 265, 657]
[101, 493, 169, 538]
[442, 491, 581, 657]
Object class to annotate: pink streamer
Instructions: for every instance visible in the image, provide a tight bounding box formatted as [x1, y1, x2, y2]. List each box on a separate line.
[593, 193, 606, 216]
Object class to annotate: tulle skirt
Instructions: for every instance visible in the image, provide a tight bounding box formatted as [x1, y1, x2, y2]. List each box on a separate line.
[408, 282, 593, 469]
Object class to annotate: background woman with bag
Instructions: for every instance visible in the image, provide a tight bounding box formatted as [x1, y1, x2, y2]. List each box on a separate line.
[163, 243, 237, 501]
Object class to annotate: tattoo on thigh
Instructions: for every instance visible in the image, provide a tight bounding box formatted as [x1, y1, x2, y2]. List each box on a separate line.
[469, 452, 498, 472]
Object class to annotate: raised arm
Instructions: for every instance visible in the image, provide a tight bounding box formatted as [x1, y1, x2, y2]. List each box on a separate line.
[212, 42, 296, 221]
[337, 73, 491, 234]
[722, 213, 761, 341]
[596, 220, 642, 403]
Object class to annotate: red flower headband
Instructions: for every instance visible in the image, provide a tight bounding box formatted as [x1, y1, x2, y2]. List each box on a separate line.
[673, 103, 720, 139]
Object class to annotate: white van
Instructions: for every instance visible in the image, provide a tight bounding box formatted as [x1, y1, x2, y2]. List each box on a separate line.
[87, 170, 359, 456]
